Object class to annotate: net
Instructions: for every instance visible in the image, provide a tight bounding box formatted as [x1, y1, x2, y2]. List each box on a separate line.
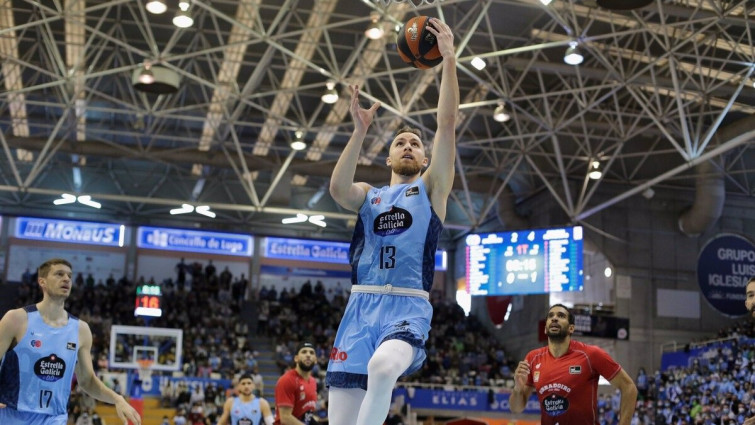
[137, 359, 154, 381]
[371, 0, 444, 7]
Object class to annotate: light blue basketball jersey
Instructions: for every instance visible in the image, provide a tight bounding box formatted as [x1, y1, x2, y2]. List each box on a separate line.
[231, 397, 261, 425]
[350, 179, 442, 291]
[0, 305, 79, 416]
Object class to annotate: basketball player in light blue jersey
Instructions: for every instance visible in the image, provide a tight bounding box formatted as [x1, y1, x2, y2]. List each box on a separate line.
[218, 373, 274, 425]
[326, 17, 458, 425]
[0, 258, 141, 425]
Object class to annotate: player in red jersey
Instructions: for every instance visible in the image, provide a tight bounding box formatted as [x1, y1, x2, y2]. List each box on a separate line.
[274, 342, 319, 425]
[509, 304, 637, 425]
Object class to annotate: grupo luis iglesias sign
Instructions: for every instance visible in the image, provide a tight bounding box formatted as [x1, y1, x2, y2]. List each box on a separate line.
[697, 234, 755, 316]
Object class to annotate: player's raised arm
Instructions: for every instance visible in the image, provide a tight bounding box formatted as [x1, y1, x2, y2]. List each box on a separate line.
[423, 18, 459, 221]
[329, 85, 379, 212]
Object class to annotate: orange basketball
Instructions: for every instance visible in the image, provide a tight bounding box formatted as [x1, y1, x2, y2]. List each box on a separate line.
[397, 16, 443, 70]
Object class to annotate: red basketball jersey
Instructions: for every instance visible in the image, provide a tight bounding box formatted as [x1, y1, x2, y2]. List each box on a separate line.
[525, 340, 621, 424]
[273, 368, 317, 424]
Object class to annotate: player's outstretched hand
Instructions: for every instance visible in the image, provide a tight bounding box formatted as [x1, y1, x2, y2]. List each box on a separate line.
[115, 397, 141, 425]
[349, 85, 380, 134]
[426, 18, 454, 59]
[744, 416, 755, 425]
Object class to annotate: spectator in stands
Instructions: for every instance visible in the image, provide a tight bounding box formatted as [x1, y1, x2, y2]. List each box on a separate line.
[510, 304, 637, 424]
[744, 276, 755, 425]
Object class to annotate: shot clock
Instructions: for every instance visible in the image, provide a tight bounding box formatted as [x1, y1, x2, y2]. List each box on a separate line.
[134, 284, 163, 317]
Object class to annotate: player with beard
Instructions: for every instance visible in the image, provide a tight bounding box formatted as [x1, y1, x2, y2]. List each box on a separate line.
[218, 373, 273, 425]
[510, 304, 637, 425]
[274, 343, 318, 425]
[0, 258, 141, 425]
[326, 17, 458, 425]
[745, 277, 755, 425]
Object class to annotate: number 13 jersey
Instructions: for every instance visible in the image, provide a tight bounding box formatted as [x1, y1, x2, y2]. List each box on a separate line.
[351, 179, 442, 291]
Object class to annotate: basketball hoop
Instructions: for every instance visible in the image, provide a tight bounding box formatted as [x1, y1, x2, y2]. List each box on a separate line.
[371, 0, 444, 7]
[137, 359, 154, 385]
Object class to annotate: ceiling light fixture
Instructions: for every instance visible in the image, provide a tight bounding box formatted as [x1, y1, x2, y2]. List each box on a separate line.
[170, 204, 194, 215]
[53, 193, 102, 208]
[588, 160, 603, 180]
[539, 0, 553, 5]
[53, 193, 77, 205]
[493, 102, 511, 123]
[137, 64, 155, 85]
[321, 80, 339, 104]
[76, 195, 102, 209]
[282, 213, 308, 224]
[471, 57, 486, 71]
[195, 205, 216, 218]
[365, 12, 384, 40]
[564, 41, 584, 65]
[308, 214, 327, 228]
[145, 0, 167, 14]
[173, 1, 193, 28]
[290, 130, 307, 151]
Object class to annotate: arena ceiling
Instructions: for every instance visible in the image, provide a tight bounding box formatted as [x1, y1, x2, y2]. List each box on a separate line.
[0, 0, 753, 243]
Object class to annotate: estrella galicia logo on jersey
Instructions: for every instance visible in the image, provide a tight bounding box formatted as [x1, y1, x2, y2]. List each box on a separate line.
[405, 186, 419, 197]
[371, 196, 381, 205]
[374, 207, 412, 236]
[569, 365, 581, 374]
[30, 340, 42, 348]
[34, 354, 66, 382]
[542, 394, 569, 416]
[67, 342, 77, 350]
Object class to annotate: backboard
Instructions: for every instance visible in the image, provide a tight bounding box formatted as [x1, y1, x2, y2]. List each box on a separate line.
[109, 325, 183, 372]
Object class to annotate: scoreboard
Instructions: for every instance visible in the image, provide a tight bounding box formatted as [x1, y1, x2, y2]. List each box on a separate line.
[465, 226, 584, 296]
[134, 284, 162, 317]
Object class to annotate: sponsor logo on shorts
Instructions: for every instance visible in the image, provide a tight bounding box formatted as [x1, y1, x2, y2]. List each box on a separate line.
[330, 347, 348, 363]
[393, 320, 410, 331]
[542, 394, 569, 416]
[30, 339, 43, 348]
[569, 365, 581, 374]
[373, 207, 413, 236]
[35, 354, 66, 382]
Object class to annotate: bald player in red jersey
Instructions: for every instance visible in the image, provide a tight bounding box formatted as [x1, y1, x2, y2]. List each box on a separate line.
[510, 304, 637, 425]
[274, 342, 319, 425]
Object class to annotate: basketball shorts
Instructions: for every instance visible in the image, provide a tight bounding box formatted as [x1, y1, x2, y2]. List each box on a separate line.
[325, 291, 432, 390]
[0, 408, 67, 425]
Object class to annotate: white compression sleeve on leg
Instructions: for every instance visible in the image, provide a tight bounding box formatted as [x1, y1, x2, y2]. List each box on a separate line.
[328, 387, 366, 425]
[355, 339, 415, 425]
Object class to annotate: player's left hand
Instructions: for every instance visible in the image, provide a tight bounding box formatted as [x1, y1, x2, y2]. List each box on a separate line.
[115, 397, 142, 425]
[426, 18, 454, 59]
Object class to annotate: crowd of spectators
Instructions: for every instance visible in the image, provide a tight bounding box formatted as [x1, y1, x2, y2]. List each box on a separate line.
[11, 264, 755, 425]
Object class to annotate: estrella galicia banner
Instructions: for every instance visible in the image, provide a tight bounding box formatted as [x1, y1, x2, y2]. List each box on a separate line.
[392, 387, 540, 414]
[697, 233, 755, 317]
[264, 236, 447, 269]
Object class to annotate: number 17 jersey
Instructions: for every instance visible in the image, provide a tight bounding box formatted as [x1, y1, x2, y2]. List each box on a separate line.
[351, 179, 442, 291]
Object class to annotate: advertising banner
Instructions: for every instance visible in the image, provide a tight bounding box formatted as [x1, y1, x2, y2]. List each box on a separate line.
[697, 233, 755, 317]
[15, 216, 124, 247]
[393, 387, 541, 415]
[138, 226, 253, 257]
